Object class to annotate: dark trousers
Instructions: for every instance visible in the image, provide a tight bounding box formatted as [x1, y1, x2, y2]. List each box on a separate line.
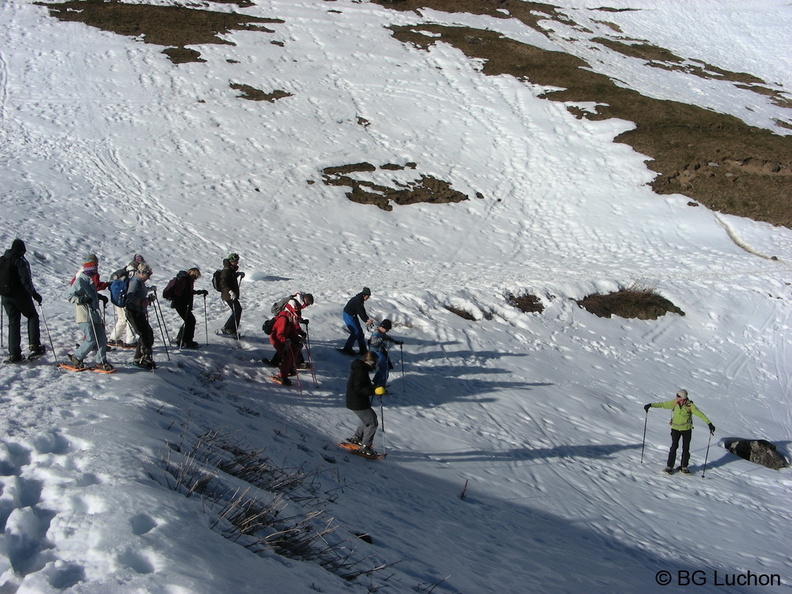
[667, 429, 693, 468]
[126, 308, 154, 361]
[2, 295, 41, 357]
[223, 299, 242, 334]
[174, 302, 196, 346]
[352, 407, 378, 447]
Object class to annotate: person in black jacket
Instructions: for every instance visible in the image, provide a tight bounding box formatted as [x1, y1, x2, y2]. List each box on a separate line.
[218, 254, 244, 336]
[169, 268, 208, 349]
[1, 239, 44, 363]
[345, 351, 380, 456]
[341, 287, 373, 355]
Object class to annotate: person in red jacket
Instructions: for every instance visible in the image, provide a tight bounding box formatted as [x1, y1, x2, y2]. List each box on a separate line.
[268, 305, 304, 385]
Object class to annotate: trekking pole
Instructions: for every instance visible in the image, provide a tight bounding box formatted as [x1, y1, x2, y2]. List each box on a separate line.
[701, 431, 713, 478]
[399, 343, 405, 395]
[153, 292, 171, 346]
[203, 294, 208, 345]
[1, 304, 4, 349]
[38, 302, 57, 360]
[88, 307, 104, 362]
[640, 411, 648, 463]
[151, 295, 170, 361]
[303, 324, 318, 387]
[379, 394, 386, 457]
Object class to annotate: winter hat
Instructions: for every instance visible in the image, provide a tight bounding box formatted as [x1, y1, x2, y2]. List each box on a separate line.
[361, 287, 371, 296]
[227, 253, 240, 263]
[380, 319, 392, 330]
[133, 254, 145, 263]
[83, 253, 99, 274]
[676, 389, 688, 399]
[11, 239, 26, 254]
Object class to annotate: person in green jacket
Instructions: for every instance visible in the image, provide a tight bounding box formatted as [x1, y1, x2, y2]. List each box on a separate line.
[644, 389, 715, 474]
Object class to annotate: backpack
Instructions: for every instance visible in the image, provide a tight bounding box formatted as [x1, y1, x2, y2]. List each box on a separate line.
[262, 317, 276, 335]
[0, 255, 14, 297]
[109, 277, 130, 307]
[162, 276, 179, 301]
[212, 270, 222, 292]
[270, 295, 292, 315]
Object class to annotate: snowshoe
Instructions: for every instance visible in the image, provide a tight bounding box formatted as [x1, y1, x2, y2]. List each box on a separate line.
[270, 374, 292, 386]
[3, 354, 26, 364]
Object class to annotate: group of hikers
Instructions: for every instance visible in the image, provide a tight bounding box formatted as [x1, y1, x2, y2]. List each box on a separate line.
[1, 238, 715, 463]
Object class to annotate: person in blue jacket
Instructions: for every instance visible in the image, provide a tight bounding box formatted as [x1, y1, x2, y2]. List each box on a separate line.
[341, 287, 373, 355]
[368, 319, 402, 391]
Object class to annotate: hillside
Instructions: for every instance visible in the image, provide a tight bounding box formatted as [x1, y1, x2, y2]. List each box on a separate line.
[1, 1, 791, 592]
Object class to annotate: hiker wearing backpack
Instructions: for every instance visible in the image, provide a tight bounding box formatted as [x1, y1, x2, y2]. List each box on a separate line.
[126, 263, 157, 370]
[107, 255, 144, 348]
[368, 319, 402, 392]
[0, 239, 44, 363]
[218, 253, 245, 337]
[268, 304, 305, 386]
[644, 389, 716, 474]
[341, 287, 373, 355]
[165, 268, 207, 349]
[263, 293, 313, 369]
[66, 254, 113, 371]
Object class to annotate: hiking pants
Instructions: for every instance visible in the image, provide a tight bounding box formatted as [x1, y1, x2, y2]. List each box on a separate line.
[352, 407, 378, 447]
[127, 309, 154, 361]
[74, 319, 108, 364]
[223, 298, 242, 334]
[667, 429, 693, 468]
[2, 295, 41, 358]
[343, 312, 366, 353]
[174, 302, 196, 346]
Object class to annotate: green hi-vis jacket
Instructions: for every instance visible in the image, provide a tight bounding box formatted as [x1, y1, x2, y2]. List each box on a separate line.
[650, 398, 711, 431]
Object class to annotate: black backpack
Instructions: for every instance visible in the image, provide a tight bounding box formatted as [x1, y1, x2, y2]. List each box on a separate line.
[212, 270, 222, 292]
[262, 317, 276, 335]
[0, 255, 14, 297]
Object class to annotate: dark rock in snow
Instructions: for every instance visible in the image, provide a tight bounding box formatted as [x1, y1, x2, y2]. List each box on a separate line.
[725, 439, 789, 470]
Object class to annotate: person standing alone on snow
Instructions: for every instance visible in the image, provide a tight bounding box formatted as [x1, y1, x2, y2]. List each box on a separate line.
[645, 389, 715, 474]
[218, 253, 244, 337]
[0, 239, 44, 363]
[345, 351, 381, 458]
[341, 287, 373, 355]
[66, 254, 113, 371]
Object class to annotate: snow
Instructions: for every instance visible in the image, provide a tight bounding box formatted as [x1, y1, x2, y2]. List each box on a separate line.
[1, 0, 791, 592]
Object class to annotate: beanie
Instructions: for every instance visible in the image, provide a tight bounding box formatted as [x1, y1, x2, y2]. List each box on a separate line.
[676, 389, 688, 399]
[361, 287, 371, 296]
[11, 239, 26, 254]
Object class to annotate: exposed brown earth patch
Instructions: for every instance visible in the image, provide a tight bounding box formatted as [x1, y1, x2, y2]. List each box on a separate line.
[378, 0, 792, 228]
[38, 0, 283, 64]
[506, 293, 544, 314]
[577, 288, 684, 320]
[321, 162, 474, 211]
[230, 84, 292, 102]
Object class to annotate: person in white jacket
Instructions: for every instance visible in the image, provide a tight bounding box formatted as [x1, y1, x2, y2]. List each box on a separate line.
[67, 254, 113, 371]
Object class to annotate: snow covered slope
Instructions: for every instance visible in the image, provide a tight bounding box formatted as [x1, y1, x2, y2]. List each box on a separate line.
[1, 0, 791, 592]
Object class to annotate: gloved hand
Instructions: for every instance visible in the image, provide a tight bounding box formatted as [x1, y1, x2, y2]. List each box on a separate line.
[237, 272, 245, 279]
[98, 294, 109, 305]
[644, 404, 651, 412]
[395, 340, 404, 345]
[228, 291, 236, 300]
[300, 318, 309, 326]
[32, 292, 43, 304]
[708, 423, 716, 435]
[198, 289, 209, 296]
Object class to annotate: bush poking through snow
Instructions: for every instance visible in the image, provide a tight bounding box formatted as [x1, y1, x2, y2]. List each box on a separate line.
[152, 427, 394, 583]
[506, 293, 544, 314]
[576, 287, 684, 320]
